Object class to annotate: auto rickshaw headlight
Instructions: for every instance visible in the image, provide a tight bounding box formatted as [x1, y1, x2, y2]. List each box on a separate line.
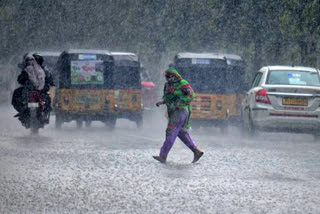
[132, 95, 137, 103]
[216, 100, 222, 110]
[105, 97, 110, 104]
[64, 96, 69, 105]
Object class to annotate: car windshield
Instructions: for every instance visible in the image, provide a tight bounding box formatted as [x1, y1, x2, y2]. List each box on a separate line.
[266, 70, 320, 86]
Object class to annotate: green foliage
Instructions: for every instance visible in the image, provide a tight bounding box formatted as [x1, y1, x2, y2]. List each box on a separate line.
[280, 0, 320, 66]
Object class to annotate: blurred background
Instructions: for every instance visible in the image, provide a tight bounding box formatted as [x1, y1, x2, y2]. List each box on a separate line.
[0, 0, 319, 105]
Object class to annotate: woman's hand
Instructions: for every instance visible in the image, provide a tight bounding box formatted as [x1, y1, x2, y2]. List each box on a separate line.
[156, 100, 165, 107]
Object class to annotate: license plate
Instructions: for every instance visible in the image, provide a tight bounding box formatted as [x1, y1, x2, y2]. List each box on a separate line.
[28, 102, 39, 108]
[282, 98, 308, 106]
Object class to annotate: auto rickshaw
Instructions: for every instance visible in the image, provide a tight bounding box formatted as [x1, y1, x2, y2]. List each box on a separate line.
[223, 54, 248, 125]
[110, 52, 143, 128]
[171, 52, 247, 132]
[54, 49, 117, 129]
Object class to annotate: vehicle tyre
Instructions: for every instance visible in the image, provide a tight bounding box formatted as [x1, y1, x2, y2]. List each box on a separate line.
[85, 120, 91, 128]
[313, 133, 320, 142]
[76, 120, 83, 129]
[220, 121, 229, 134]
[136, 115, 143, 129]
[55, 115, 62, 129]
[220, 126, 228, 134]
[105, 117, 116, 130]
[30, 108, 39, 135]
[247, 118, 256, 137]
[242, 113, 256, 138]
[31, 126, 39, 135]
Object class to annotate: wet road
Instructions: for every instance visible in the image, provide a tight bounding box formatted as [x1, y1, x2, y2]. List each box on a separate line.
[1, 105, 320, 214]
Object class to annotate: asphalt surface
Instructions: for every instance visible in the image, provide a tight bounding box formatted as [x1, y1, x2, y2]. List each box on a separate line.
[1, 104, 320, 214]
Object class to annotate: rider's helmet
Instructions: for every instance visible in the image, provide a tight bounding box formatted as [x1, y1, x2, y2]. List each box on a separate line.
[32, 53, 44, 67]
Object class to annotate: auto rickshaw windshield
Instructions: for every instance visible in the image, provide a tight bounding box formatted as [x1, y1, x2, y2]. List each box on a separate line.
[175, 58, 228, 93]
[112, 58, 141, 89]
[57, 53, 113, 89]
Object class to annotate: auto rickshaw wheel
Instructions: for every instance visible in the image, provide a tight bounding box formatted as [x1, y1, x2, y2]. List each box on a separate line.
[105, 117, 116, 130]
[220, 121, 229, 134]
[76, 120, 83, 129]
[313, 133, 320, 142]
[85, 120, 91, 128]
[136, 117, 143, 129]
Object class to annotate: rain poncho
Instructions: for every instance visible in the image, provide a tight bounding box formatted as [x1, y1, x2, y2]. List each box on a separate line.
[24, 55, 45, 91]
[163, 68, 195, 129]
[157, 68, 198, 159]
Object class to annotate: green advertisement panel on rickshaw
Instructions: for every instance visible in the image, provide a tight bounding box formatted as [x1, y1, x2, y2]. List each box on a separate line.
[54, 49, 117, 129]
[111, 52, 143, 128]
[172, 52, 247, 131]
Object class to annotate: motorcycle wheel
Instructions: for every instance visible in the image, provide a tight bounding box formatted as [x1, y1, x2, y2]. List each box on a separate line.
[30, 108, 39, 135]
[55, 114, 63, 129]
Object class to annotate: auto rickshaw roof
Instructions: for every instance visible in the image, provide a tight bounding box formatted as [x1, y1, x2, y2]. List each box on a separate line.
[26, 51, 61, 57]
[111, 52, 139, 62]
[63, 49, 112, 55]
[176, 52, 244, 61]
[176, 52, 226, 60]
[220, 53, 243, 61]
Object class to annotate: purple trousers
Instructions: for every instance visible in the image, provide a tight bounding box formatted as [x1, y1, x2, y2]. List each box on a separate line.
[160, 110, 197, 158]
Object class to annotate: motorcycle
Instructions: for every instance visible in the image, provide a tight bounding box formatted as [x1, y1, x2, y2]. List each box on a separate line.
[13, 89, 50, 135]
[29, 91, 49, 134]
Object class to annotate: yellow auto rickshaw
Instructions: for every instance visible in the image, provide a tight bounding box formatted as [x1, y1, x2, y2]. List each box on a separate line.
[171, 52, 247, 132]
[54, 49, 118, 129]
[110, 52, 143, 128]
[223, 54, 248, 125]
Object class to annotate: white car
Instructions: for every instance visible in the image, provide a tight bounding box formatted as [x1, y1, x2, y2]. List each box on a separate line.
[241, 65, 320, 139]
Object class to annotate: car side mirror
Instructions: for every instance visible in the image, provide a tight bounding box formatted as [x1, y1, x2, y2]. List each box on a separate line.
[17, 63, 23, 69]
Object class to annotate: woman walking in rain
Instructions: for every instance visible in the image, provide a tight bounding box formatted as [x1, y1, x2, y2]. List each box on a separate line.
[153, 68, 204, 163]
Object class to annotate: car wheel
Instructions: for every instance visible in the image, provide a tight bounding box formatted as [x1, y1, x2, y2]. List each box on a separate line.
[247, 118, 256, 137]
[242, 113, 256, 138]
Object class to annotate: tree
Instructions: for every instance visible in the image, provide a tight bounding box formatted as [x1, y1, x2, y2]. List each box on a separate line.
[280, 0, 320, 66]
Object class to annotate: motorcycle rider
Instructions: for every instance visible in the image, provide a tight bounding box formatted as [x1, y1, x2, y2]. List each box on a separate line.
[12, 53, 55, 127]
